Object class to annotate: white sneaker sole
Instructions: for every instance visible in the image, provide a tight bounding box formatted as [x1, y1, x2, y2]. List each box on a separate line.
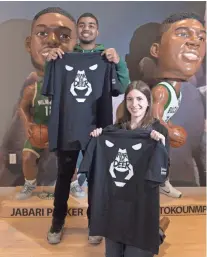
[88, 237, 103, 245]
[47, 229, 64, 244]
[160, 188, 182, 198]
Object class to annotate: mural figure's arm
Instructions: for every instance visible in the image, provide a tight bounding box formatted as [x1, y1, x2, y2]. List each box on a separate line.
[18, 85, 35, 139]
[152, 85, 185, 145]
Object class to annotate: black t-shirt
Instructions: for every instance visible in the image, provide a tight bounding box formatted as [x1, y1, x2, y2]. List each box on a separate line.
[79, 122, 169, 254]
[42, 52, 121, 151]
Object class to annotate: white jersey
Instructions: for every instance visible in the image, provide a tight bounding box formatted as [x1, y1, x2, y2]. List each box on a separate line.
[158, 81, 182, 123]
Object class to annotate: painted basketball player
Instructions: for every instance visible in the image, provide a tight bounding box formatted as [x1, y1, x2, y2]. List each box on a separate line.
[15, 7, 77, 200]
[150, 12, 206, 197]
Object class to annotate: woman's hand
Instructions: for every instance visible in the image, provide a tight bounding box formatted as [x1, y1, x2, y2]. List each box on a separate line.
[150, 130, 165, 146]
[90, 128, 103, 137]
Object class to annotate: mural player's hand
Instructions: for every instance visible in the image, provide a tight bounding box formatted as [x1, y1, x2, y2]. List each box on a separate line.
[44, 142, 49, 149]
[25, 122, 34, 139]
[170, 128, 186, 145]
[90, 128, 103, 137]
[46, 48, 64, 61]
[150, 130, 165, 146]
[101, 48, 120, 64]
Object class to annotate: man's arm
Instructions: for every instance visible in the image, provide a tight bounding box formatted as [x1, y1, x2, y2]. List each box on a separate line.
[101, 48, 130, 93]
[18, 85, 35, 138]
[115, 57, 130, 93]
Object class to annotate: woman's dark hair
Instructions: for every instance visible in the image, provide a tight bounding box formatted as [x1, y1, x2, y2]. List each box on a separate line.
[117, 80, 155, 129]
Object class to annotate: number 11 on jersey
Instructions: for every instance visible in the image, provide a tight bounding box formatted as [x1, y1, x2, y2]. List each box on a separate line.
[45, 105, 51, 116]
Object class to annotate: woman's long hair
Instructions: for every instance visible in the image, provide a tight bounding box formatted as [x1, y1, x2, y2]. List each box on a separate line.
[117, 80, 155, 129]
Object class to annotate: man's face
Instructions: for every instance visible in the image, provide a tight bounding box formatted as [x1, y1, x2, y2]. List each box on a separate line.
[77, 17, 99, 44]
[151, 19, 206, 80]
[25, 12, 77, 75]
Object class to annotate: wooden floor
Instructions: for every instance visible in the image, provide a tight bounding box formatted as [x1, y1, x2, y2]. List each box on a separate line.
[0, 187, 206, 257]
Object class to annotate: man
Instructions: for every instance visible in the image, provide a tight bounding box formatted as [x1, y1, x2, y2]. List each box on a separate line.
[70, 13, 130, 199]
[45, 13, 129, 246]
[74, 13, 129, 87]
[150, 12, 206, 197]
[15, 7, 77, 200]
[69, 13, 130, 244]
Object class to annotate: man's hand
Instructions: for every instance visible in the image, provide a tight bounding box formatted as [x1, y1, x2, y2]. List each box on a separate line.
[101, 48, 120, 64]
[46, 48, 64, 61]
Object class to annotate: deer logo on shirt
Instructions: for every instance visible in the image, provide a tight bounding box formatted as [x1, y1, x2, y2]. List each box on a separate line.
[65, 64, 98, 102]
[105, 140, 142, 187]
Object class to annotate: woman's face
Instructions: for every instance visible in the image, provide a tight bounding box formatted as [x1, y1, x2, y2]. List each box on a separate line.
[126, 89, 149, 119]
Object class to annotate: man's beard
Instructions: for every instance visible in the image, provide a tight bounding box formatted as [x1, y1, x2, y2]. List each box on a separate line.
[79, 39, 95, 45]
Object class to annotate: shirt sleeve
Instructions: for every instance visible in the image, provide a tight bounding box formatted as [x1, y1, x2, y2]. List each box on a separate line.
[110, 63, 123, 97]
[42, 61, 56, 97]
[145, 142, 169, 184]
[79, 137, 97, 178]
[152, 122, 170, 170]
[157, 123, 170, 154]
[115, 57, 130, 93]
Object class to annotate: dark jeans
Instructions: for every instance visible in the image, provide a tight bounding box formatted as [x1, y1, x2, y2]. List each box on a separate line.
[105, 238, 154, 257]
[52, 150, 84, 221]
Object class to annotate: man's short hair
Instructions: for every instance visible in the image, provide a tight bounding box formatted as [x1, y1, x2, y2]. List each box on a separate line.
[77, 13, 99, 28]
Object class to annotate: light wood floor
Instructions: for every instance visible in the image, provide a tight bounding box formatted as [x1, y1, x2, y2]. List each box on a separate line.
[0, 187, 206, 257]
[0, 215, 205, 257]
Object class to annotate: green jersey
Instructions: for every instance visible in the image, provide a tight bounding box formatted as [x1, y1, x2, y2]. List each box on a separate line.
[155, 81, 182, 123]
[32, 81, 51, 125]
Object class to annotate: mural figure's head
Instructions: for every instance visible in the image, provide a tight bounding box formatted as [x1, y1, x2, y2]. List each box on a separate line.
[25, 7, 77, 76]
[150, 12, 206, 80]
[125, 22, 161, 81]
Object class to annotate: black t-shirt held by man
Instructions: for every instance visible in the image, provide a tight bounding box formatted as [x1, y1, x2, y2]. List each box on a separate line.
[79, 121, 169, 254]
[42, 52, 121, 151]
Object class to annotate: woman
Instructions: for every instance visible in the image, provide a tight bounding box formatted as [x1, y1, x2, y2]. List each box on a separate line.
[90, 80, 169, 257]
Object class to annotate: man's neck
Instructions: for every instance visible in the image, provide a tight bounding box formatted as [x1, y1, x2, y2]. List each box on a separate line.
[79, 42, 96, 51]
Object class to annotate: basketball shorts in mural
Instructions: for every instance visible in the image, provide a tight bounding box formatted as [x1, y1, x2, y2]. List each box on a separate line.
[23, 139, 44, 158]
